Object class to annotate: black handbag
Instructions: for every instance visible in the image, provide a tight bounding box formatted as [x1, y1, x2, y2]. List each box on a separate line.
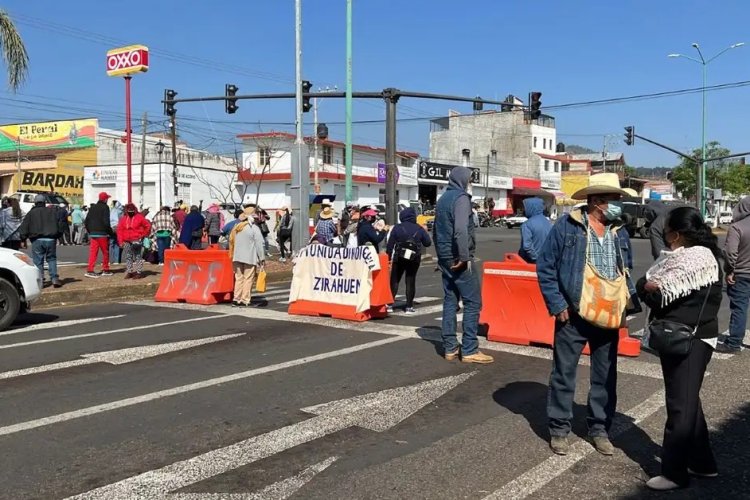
[648, 284, 712, 357]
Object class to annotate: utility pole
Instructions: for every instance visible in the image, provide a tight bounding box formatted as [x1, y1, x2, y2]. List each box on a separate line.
[344, 0, 353, 204]
[313, 94, 319, 194]
[291, 0, 309, 253]
[15, 137, 21, 192]
[170, 113, 178, 204]
[485, 154, 490, 204]
[384, 88, 400, 225]
[139, 112, 147, 208]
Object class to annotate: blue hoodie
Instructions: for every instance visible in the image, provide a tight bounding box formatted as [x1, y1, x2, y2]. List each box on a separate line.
[519, 197, 552, 263]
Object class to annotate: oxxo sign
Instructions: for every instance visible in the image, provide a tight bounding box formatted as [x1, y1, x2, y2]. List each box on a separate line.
[106, 45, 149, 77]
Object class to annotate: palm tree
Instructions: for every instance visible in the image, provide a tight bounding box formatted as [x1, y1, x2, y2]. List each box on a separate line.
[0, 10, 27, 91]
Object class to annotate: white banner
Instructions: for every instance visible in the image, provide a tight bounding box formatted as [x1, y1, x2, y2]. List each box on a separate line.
[289, 245, 381, 312]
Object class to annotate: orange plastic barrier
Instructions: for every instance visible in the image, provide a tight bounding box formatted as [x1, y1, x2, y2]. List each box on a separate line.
[288, 253, 394, 321]
[155, 244, 234, 304]
[480, 253, 640, 357]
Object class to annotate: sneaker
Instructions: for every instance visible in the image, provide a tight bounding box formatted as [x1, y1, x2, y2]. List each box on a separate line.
[100, 271, 113, 277]
[550, 436, 570, 455]
[84, 272, 100, 278]
[590, 436, 615, 456]
[444, 350, 460, 361]
[386, 305, 394, 313]
[279, 257, 287, 263]
[716, 343, 742, 354]
[231, 301, 243, 307]
[405, 307, 416, 315]
[646, 476, 681, 491]
[461, 351, 494, 364]
[158, 263, 164, 266]
[688, 468, 719, 478]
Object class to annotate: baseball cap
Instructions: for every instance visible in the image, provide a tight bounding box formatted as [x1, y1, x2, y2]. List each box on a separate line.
[99, 192, 111, 201]
[362, 209, 378, 217]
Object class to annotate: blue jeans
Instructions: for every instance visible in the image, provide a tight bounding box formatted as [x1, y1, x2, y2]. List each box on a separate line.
[157, 236, 171, 264]
[31, 239, 58, 281]
[438, 259, 481, 356]
[727, 276, 750, 348]
[548, 313, 619, 437]
[109, 235, 121, 264]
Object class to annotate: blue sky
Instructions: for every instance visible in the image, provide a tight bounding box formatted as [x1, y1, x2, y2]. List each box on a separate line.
[3, 0, 750, 168]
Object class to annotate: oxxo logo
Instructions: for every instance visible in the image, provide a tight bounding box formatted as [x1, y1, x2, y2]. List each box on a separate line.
[106, 45, 149, 77]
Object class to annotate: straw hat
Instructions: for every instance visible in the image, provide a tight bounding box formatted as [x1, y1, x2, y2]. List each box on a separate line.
[319, 207, 334, 220]
[239, 206, 256, 221]
[572, 173, 630, 200]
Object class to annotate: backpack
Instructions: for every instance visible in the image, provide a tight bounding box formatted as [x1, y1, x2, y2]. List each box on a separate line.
[395, 227, 421, 261]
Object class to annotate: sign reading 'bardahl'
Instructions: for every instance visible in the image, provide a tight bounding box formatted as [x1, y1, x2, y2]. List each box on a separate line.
[418, 161, 481, 184]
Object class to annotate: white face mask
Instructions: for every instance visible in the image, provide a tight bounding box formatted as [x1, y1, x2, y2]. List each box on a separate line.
[466, 184, 473, 196]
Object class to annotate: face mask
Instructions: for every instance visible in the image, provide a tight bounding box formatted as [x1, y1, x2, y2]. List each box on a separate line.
[599, 201, 622, 222]
[466, 184, 473, 196]
[127, 211, 136, 216]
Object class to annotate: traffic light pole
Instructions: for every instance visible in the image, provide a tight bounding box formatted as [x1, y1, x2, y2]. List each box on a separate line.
[163, 90, 523, 226]
[384, 88, 399, 225]
[170, 112, 178, 201]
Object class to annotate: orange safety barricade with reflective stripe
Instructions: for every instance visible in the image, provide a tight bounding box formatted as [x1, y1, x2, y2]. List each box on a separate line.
[288, 253, 393, 322]
[155, 244, 234, 305]
[480, 253, 640, 357]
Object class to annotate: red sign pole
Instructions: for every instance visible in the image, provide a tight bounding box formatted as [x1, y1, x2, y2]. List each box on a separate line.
[125, 75, 133, 204]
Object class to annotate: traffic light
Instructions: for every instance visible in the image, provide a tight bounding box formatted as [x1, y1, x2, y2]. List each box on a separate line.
[302, 80, 313, 112]
[529, 91, 542, 120]
[225, 84, 239, 114]
[624, 126, 635, 146]
[473, 96, 483, 112]
[164, 89, 177, 116]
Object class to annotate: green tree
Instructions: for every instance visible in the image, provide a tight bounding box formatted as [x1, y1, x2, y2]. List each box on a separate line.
[671, 141, 732, 201]
[0, 10, 28, 90]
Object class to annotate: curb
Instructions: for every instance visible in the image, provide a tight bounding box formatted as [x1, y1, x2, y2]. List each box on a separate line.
[33, 269, 294, 310]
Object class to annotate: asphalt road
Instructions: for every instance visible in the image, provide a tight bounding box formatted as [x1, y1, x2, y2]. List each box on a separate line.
[3, 227, 748, 499]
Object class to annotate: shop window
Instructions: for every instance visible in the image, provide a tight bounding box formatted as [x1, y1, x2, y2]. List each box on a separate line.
[544, 160, 550, 172]
[323, 145, 332, 164]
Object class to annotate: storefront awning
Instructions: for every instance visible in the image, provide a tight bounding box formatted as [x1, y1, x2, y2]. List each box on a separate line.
[512, 187, 555, 199]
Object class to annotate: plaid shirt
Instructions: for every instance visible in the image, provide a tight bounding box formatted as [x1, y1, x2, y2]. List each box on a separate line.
[151, 210, 175, 235]
[585, 217, 618, 280]
[315, 219, 338, 245]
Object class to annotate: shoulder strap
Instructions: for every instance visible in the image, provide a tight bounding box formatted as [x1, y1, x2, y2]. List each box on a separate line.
[693, 283, 713, 332]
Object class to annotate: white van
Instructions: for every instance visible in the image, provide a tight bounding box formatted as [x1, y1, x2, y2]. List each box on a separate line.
[11, 192, 69, 214]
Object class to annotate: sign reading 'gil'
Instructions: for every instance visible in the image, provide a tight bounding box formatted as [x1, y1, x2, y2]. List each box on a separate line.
[106, 45, 149, 77]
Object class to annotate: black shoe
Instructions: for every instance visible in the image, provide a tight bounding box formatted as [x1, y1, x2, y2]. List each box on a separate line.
[716, 343, 742, 355]
[52, 279, 62, 288]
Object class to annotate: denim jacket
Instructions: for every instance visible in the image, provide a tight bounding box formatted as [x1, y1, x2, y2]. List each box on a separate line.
[537, 208, 635, 316]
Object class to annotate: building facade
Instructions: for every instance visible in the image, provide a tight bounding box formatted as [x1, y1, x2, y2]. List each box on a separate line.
[428, 106, 562, 214]
[237, 132, 419, 213]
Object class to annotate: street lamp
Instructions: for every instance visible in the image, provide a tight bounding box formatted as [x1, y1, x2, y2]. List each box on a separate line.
[156, 140, 165, 207]
[668, 41, 744, 217]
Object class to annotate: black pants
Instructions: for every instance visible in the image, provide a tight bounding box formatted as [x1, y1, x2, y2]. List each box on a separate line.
[390, 257, 420, 308]
[209, 235, 219, 244]
[278, 232, 291, 258]
[659, 339, 716, 486]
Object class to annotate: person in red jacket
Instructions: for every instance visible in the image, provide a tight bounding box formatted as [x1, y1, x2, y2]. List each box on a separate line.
[117, 203, 151, 279]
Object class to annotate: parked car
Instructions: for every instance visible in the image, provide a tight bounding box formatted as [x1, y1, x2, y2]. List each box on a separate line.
[0, 248, 42, 330]
[719, 211, 733, 225]
[504, 213, 528, 229]
[11, 191, 69, 214]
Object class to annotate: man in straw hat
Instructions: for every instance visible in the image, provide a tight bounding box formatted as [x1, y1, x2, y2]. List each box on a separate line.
[537, 173, 636, 456]
[229, 206, 266, 306]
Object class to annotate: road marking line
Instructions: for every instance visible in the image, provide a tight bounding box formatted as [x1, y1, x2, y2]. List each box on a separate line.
[436, 313, 464, 322]
[0, 315, 126, 336]
[0, 336, 405, 438]
[482, 390, 665, 500]
[389, 304, 444, 317]
[0, 316, 217, 350]
[169, 456, 338, 500]
[142, 303, 664, 379]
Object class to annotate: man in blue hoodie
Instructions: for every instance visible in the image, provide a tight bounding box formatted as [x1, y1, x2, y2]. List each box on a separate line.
[433, 166, 494, 364]
[519, 197, 552, 264]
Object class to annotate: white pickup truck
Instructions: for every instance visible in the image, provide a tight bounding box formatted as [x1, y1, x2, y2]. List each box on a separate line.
[0, 248, 42, 330]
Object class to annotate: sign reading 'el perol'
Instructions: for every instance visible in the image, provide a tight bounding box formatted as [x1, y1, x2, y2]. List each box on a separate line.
[418, 160, 481, 184]
[106, 45, 149, 77]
